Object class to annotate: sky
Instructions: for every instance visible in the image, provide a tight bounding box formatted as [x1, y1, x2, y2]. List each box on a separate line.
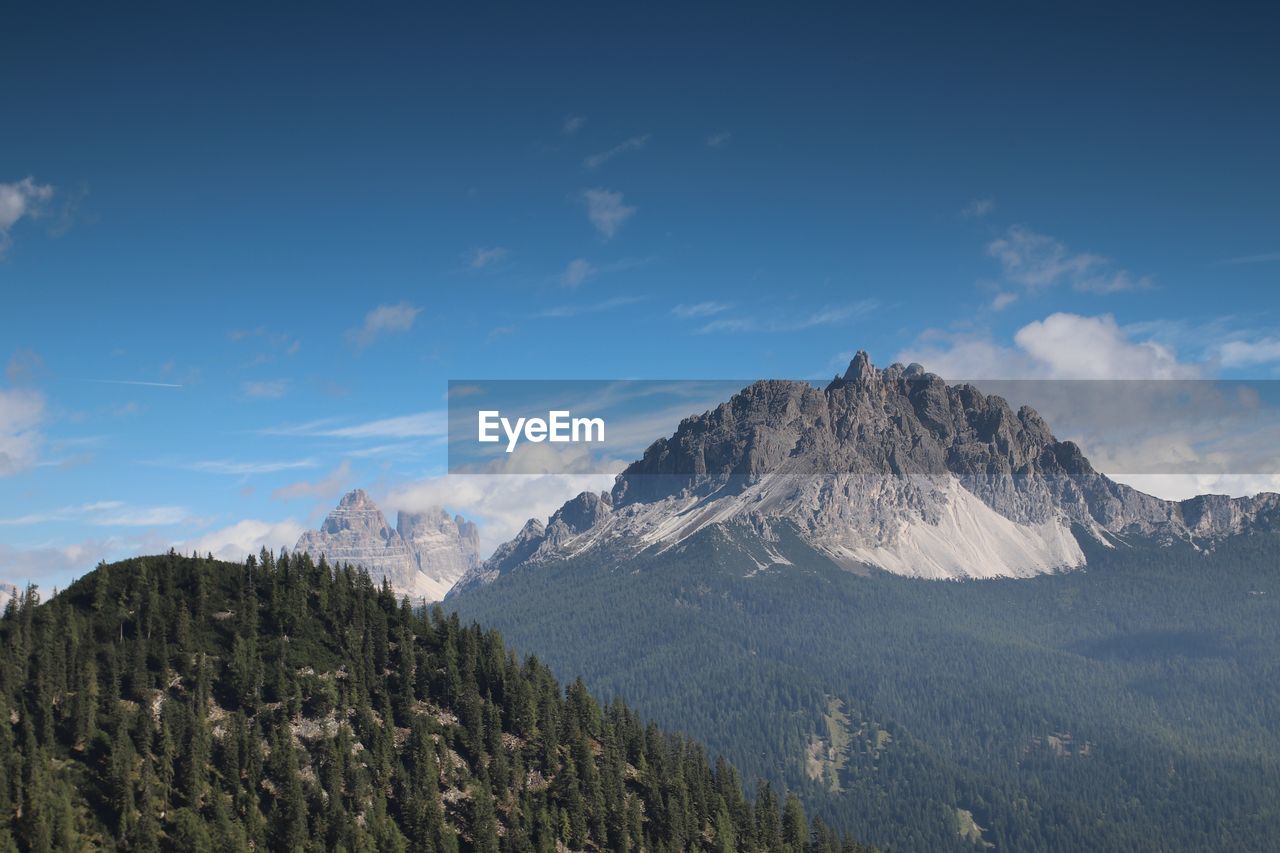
[2, 1, 1279, 592]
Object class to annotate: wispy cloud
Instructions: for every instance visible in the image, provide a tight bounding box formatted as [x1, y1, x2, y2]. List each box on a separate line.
[6, 349, 43, 384]
[241, 379, 288, 399]
[261, 411, 448, 440]
[0, 501, 190, 528]
[561, 258, 595, 287]
[272, 460, 353, 501]
[227, 327, 301, 365]
[1213, 251, 1280, 266]
[0, 177, 55, 255]
[536, 296, 644, 319]
[1217, 338, 1280, 368]
[560, 256, 653, 288]
[0, 387, 44, 476]
[584, 134, 650, 170]
[227, 326, 298, 347]
[987, 226, 1151, 294]
[185, 458, 318, 475]
[990, 292, 1019, 311]
[582, 188, 635, 239]
[468, 246, 508, 269]
[346, 302, 420, 349]
[706, 131, 732, 148]
[696, 301, 876, 334]
[672, 301, 730, 319]
[562, 115, 587, 135]
[962, 198, 994, 218]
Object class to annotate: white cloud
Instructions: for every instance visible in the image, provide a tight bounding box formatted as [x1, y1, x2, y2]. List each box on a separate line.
[1014, 314, 1197, 379]
[897, 312, 1200, 380]
[1106, 473, 1280, 502]
[387, 469, 620, 557]
[242, 379, 289, 399]
[672, 301, 730, 318]
[0, 177, 54, 255]
[0, 537, 142, 590]
[584, 134, 650, 170]
[1217, 338, 1280, 368]
[346, 302, 420, 349]
[562, 115, 587, 135]
[987, 226, 1151, 294]
[177, 518, 308, 563]
[706, 132, 732, 148]
[468, 246, 508, 269]
[582, 188, 635, 239]
[561, 258, 595, 287]
[0, 387, 45, 476]
[890, 315, 1280, 503]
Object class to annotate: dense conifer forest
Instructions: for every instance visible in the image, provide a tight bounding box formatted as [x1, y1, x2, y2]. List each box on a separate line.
[0, 551, 873, 852]
[451, 524, 1280, 851]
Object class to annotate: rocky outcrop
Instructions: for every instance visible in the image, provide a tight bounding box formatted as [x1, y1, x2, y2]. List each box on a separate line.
[453, 352, 1280, 591]
[398, 507, 481, 592]
[294, 490, 480, 601]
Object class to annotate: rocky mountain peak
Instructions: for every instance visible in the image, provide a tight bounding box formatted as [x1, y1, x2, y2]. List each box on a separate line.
[842, 350, 876, 384]
[320, 489, 395, 537]
[338, 488, 373, 508]
[454, 351, 1280, 593]
[295, 491, 480, 601]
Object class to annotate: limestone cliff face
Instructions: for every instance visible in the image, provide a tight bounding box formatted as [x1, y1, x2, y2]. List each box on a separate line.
[294, 490, 480, 601]
[453, 353, 1280, 593]
[397, 507, 482, 591]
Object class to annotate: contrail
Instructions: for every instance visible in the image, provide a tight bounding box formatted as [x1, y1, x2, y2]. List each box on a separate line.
[82, 379, 184, 388]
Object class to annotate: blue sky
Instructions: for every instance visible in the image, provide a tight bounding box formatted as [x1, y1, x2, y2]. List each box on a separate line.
[2, 1, 1279, 590]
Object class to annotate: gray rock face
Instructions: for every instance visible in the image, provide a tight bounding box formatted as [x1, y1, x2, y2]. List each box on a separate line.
[611, 355, 1280, 538]
[453, 352, 1280, 592]
[294, 490, 480, 601]
[398, 507, 482, 590]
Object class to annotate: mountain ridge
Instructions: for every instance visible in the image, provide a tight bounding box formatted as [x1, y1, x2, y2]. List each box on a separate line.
[455, 352, 1280, 592]
[0, 552, 874, 851]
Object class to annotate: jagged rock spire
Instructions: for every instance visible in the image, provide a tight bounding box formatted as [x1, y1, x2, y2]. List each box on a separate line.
[296, 490, 481, 601]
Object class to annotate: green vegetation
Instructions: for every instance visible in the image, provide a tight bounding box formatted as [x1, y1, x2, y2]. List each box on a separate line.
[0, 551, 873, 852]
[451, 523, 1280, 851]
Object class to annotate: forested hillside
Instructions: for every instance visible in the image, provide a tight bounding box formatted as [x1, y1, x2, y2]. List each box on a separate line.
[0, 551, 872, 852]
[451, 523, 1280, 851]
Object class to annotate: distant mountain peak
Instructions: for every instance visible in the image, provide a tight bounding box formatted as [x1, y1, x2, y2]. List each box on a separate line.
[453, 354, 1280, 594]
[336, 487, 376, 509]
[296, 490, 480, 601]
